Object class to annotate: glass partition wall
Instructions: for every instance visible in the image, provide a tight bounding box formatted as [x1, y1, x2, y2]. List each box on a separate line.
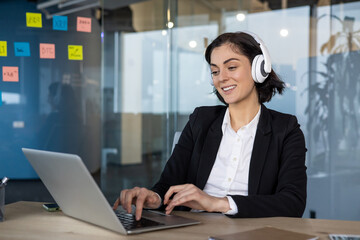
[101, 0, 360, 220]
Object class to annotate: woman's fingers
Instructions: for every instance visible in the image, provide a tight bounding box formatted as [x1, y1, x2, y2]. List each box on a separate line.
[164, 184, 222, 214]
[134, 188, 151, 220]
[164, 184, 191, 204]
[113, 187, 162, 220]
[113, 189, 129, 210]
[164, 184, 201, 212]
[112, 197, 120, 210]
[166, 190, 196, 209]
[115, 184, 229, 217]
[168, 186, 195, 205]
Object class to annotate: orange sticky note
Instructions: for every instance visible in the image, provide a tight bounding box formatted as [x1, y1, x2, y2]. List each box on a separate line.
[40, 43, 55, 59]
[77, 17, 91, 32]
[2, 66, 19, 82]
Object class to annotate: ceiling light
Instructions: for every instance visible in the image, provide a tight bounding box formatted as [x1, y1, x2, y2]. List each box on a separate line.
[189, 40, 197, 48]
[167, 21, 174, 29]
[236, 13, 246, 22]
[280, 28, 289, 37]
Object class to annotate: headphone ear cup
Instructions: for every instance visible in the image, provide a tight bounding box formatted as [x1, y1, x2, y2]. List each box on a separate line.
[252, 54, 268, 83]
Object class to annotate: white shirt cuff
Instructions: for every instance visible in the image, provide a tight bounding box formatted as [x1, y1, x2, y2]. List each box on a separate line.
[144, 192, 162, 209]
[154, 192, 163, 209]
[224, 196, 238, 215]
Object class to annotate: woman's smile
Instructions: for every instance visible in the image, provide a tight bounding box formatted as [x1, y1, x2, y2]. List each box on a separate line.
[221, 85, 237, 94]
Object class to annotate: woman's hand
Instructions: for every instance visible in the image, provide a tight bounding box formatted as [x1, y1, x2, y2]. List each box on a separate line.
[163, 184, 230, 215]
[113, 187, 161, 220]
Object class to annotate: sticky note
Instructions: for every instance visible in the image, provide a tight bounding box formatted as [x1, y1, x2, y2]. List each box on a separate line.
[14, 42, 30, 57]
[77, 17, 91, 32]
[26, 12, 42, 28]
[0, 41, 7, 57]
[0, 91, 2, 106]
[13, 121, 25, 128]
[2, 66, 19, 82]
[68, 45, 83, 60]
[53, 15, 68, 31]
[40, 43, 55, 59]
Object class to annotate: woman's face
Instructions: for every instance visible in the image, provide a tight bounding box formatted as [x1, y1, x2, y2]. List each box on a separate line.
[210, 43, 258, 106]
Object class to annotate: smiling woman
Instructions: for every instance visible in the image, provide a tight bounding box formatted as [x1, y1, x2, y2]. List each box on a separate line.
[114, 31, 307, 220]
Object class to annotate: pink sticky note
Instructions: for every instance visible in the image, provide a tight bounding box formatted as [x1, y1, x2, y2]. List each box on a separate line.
[77, 17, 91, 33]
[2, 66, 19, 82]
[40, 43, 55, 59]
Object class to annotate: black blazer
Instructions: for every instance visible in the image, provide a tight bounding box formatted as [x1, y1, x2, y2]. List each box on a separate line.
[152, 104, 307, 218]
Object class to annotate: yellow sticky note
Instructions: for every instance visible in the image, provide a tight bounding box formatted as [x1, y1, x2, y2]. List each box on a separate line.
[0, 41, 7, 57]
[26, 12, 42, 28]
[68, 45, 83, 60]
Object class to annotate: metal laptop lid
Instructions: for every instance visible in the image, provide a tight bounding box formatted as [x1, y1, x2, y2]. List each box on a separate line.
[22, 148, 200, 235]
[22, 148, 127, 234]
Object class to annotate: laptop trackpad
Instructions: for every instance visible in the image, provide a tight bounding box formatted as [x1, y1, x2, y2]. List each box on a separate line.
[142, 210, 197, 226]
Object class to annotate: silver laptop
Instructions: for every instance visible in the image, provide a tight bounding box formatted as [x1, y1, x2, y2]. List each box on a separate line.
[22, 148, 200, 235]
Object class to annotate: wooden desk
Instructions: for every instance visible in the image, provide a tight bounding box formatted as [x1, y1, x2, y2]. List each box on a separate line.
[1, 201, 360, 240]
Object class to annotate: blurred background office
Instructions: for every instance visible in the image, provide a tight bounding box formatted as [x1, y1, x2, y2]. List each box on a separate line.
[0, 0, 360, 221]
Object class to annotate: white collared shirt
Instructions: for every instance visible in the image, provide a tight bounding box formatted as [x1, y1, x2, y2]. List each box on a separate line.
[203, 106, 261, 215]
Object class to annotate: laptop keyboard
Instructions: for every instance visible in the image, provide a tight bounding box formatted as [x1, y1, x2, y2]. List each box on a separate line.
[116, 212, 164, 230]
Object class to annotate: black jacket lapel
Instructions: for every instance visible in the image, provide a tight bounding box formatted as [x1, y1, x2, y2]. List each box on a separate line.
[248, 105, 272, 195]
[196, 110, 224, 190]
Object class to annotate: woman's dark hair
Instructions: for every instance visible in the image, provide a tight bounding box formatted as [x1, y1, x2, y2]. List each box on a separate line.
[205, 32, 285, 105]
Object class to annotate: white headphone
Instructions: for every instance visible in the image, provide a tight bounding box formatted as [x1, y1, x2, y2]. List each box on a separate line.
[209, 31, 272, 85]
[245, 31, 272, 83]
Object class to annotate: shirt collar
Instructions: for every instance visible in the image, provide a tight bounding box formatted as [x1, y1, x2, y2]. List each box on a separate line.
[221, 105, 261, 138]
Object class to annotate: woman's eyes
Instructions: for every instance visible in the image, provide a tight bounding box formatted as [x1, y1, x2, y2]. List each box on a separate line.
[211, 66, 237, 76]
[211, 70, 219, 75]
[228, 66, 237, 70]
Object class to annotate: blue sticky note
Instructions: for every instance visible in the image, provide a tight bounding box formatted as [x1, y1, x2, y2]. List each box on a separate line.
[14, 42, 30, 57]
[0, 91, 2, 106]
[53, 15, 68, 31]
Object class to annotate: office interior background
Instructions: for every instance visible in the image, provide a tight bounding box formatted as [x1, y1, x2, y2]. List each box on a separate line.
[0, 0, 360, 221]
